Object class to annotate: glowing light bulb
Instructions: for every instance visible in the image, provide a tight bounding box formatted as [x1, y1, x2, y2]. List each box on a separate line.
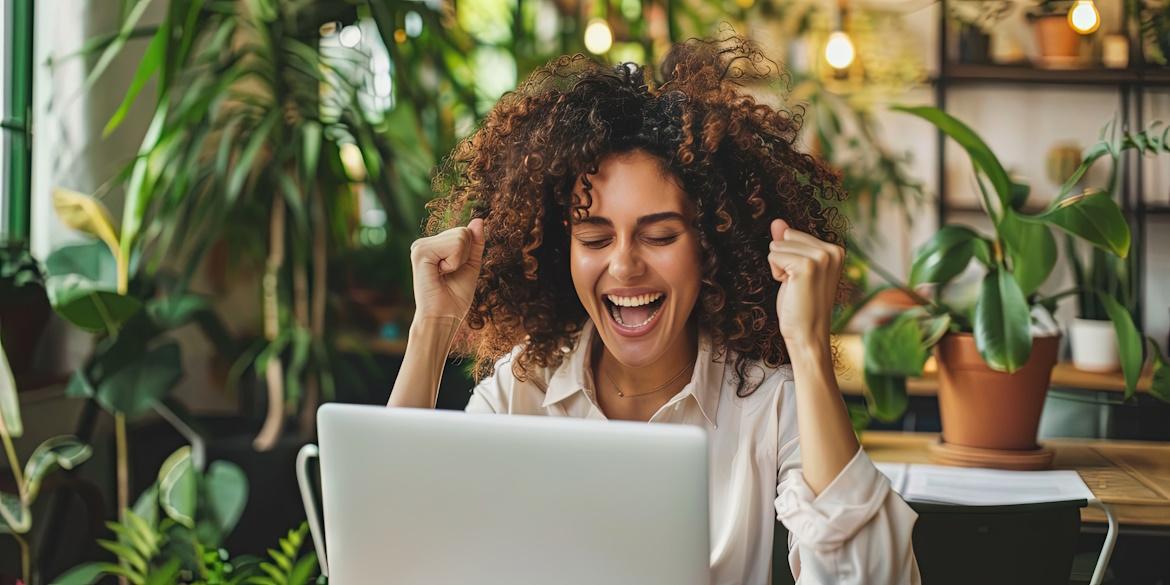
[1068, 0, 1100, 35]
[825, 31, 855, 70]
[584, 19, 613, 55]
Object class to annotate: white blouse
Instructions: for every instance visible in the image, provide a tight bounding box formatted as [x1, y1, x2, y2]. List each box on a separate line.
[465, 321, 921, 585]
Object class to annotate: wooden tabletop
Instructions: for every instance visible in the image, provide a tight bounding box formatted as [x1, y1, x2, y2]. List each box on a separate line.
[862, 432, 1170, 527]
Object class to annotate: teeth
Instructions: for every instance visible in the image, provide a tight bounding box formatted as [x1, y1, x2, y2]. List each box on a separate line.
[605, 292, 664, 307]
[606, 293, 665, 328]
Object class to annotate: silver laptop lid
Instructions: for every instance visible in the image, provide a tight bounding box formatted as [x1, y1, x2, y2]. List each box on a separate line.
[315, 403, 710, 585]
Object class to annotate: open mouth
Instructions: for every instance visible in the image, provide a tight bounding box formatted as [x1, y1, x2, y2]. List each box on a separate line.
[603, 292, 667, 332]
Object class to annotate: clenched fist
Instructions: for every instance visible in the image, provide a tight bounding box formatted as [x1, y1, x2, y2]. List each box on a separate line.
[767, 219, 843, 347]
[410, 218, 486, 321]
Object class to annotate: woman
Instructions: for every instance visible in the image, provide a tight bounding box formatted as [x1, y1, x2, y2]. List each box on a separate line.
[388, 38, 920, 584]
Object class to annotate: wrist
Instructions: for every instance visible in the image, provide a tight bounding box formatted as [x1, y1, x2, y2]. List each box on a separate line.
[409, 315, 463, 348]
[786, 333, 833, 368]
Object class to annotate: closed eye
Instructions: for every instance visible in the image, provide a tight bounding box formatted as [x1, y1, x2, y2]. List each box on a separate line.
[578, 238, 611, 249]
[645, 234, 680, 245]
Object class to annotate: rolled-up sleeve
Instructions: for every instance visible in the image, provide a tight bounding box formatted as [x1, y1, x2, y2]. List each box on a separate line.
[774, 442, 920, 584]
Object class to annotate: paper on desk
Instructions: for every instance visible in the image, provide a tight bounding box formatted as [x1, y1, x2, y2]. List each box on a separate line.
[874, 462, 1094, 506]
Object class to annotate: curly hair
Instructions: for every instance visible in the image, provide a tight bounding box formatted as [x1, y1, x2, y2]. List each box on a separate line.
[426, 36, 848, 396]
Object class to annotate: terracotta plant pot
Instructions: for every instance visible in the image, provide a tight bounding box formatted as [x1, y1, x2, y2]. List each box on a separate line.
[935, 333, 1061, 451]
[1032, 14, 1081, 65]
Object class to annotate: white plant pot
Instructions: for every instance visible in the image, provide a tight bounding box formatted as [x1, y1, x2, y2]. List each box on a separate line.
[1070, 318, 1120, 373]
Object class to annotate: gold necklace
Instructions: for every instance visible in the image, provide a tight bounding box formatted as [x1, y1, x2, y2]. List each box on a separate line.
[602, 360, 694, 399]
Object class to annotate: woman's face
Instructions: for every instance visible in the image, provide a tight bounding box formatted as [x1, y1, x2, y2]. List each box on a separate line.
[569, 150, 702, 368]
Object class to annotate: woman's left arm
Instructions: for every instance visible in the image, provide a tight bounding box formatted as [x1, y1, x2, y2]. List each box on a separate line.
[766, 219, 858, 493]
[768, 219, 921, 584]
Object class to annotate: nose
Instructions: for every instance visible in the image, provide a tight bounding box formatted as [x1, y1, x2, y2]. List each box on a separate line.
[607, 238, 645, 282]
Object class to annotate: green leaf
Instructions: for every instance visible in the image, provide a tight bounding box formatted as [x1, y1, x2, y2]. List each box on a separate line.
[132, 484, 159, 528]
[893, 105, 1012, 208]
[921, 314, 953, 348]
[227, 111, 279, 203]
[158, 446, 197, 528]
[972, 238, 993, 267]
[205, 460, 249, 537]
[121, 102, 170, 263]
[288, 553, 319, 585]
[0, 338, 22, 438]
[98, 540, 149, 574]
[1008, 179, 1031, 211]
[1098, 292, 1143, 400]
[147, 294, 210, 329]
[998, 210, 1057, 296]
[65, 369, 96, 399]
[45, 242, 140, 332]
[974, 268, 1032, 372]
[114, 511, 159, 558]
[1030, 191, 1131, 258]
[80, 0, 158, 94]
[144, 557, 182, 585]
[910, 225, 979, 286]
[104, 21, 167, 137]
[1147, 339, 1170, 403]
[46, 279, 143, 333]
[24, 436, 93, 501]
[0, 490, 30, 533]
[864, 315, 928, 377]
[44, 239, 117, 285]
[94, 342, 182, 417]
[863, 371, 908, 423]
[48, 562, 124, 585]
[847, 403, 872, 434]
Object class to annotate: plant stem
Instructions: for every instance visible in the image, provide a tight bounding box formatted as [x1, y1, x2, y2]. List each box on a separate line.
[845, 241, 936, 309]
[973, 171, 1001, 226]
[14, 533, 29, 584]
[0, 426, 26, 500]
[115, 412, 129, 585]
[115, 413, 128, 520]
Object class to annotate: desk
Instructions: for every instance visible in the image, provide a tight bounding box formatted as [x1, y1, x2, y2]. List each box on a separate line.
[862, 432, 1170, 527]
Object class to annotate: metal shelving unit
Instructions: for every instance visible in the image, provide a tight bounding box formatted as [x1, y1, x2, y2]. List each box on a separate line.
[934, 0, 1168, 329]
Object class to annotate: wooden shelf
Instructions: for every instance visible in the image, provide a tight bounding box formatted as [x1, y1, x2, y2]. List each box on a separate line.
[838, 360, 1154, 397]
[937, 63, 1170, 88]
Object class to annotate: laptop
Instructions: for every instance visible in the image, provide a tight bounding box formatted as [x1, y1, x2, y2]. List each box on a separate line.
[298, 403, 711, 585]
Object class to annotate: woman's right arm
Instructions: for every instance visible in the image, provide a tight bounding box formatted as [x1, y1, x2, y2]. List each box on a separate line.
[388, 218, 486, 408]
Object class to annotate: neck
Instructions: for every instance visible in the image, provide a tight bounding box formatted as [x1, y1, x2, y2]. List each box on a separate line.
[596, 322, 699, 396]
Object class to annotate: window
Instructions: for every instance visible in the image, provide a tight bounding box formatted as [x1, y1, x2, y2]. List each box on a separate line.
[1, 0, 32, 243]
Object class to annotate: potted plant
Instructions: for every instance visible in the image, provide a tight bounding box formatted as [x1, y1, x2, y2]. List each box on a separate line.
[0, 242, 49, 380]
[860, 106, 1170, 466]
[1067, 238, 1134, 372]
[77, 0, 466, 451]
[950, 0, 1016, 64]
[0, 340, 93, 585]
[1027, 0, 1082, 68]
[51, 446, 320, 585]
[1139, 0, 1170, 65]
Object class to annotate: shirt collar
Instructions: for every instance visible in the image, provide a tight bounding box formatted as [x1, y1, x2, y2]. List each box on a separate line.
[542, 320, 725, 427]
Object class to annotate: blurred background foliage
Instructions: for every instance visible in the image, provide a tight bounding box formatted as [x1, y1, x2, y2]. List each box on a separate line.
[68, 0, 926, 450]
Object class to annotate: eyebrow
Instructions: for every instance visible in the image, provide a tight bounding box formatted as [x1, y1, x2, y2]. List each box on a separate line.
[573, 211, 687, 228]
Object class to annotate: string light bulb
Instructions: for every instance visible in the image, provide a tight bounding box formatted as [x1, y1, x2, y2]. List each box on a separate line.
[583, 19, 613, 54]
[1068, 0, 1100, 34]
[825, 31, 855, 69]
